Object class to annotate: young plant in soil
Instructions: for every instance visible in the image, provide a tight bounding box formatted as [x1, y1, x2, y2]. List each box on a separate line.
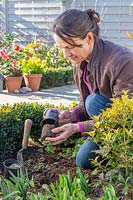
[0, 161, 119, 199]
[42, 168, 91, 200]
[9, 163, 21, 169]
[0, 169, 34, 199]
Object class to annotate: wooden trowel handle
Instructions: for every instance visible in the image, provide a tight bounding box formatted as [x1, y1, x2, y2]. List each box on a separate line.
[22, 119, 32, 149]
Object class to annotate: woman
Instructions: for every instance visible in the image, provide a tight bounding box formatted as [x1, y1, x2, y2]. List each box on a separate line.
[44, 9, 133, 169]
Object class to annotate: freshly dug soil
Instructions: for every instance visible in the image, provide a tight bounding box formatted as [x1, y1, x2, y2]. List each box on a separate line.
[23, 145, 102, 198]
[0, 145, 132, 199]
[24, 146, 76, 191]
[0, 145, 101, 199]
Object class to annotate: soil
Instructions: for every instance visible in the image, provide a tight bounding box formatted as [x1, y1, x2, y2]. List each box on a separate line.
[24, 145, 77, 193]
[24, 145, 94, 194]
[0, 144, 132, 199]
[0, 144, 102, 199]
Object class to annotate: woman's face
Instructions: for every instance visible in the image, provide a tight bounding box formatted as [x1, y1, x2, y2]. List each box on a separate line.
[54, 33, 94, 64]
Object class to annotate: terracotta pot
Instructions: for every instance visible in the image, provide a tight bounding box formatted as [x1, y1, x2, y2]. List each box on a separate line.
[6, 76, 22, 93]
[24, 74, 42, 91]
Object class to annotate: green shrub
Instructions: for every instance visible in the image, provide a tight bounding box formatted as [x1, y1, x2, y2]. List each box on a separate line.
[90, 92, 133, 195]
[41, 67, 73, 89]
[0, 102, 54, 162]
[0, 102, 78, 162]
[42, 45, 72, 69]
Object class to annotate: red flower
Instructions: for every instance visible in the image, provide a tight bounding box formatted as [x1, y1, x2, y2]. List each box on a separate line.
[15, 45, 20, 51]
[12, 67, 18, 71]
[0, 50, 9, 60]
[12, 60, 17, 66]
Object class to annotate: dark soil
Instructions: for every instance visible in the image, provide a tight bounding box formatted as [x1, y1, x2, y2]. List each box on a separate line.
[23, 145, 105, 199]
[24, 145, 77, 193]
[0, 144, 102, 199]
[0, 145, 132, 199]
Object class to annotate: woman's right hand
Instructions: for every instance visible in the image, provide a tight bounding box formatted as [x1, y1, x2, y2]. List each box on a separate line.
[59, 110, 76, 124]
[43, 109, 76, 124]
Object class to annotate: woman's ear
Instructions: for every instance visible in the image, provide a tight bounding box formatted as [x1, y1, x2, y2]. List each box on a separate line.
[86, 32, 94, 44]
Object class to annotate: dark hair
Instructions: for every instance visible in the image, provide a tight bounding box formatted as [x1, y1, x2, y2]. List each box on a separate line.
[53, 9, 100, 47]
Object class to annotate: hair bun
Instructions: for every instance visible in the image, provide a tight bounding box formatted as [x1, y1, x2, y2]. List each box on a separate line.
[85, 9, 100, 24]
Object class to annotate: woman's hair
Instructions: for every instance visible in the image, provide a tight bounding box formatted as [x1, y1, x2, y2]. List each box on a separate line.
[53, 9, 100, 46]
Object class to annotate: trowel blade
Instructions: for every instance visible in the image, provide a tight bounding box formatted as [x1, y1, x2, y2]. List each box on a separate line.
[17, 149, 24, 165]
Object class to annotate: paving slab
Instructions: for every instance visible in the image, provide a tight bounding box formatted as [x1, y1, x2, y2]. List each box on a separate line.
[0, 84, 79, 106]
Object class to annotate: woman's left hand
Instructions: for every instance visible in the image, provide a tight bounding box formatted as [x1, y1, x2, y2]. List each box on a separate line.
[45, 123, 80, 145]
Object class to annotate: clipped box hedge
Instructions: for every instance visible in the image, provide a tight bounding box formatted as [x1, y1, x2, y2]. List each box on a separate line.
[0, 101, 78, 163]
[0, 102, 55, 162]
[41, 67, 73, 89]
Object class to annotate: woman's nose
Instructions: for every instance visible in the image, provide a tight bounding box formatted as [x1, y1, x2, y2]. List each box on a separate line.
[64, 49, 72, 59]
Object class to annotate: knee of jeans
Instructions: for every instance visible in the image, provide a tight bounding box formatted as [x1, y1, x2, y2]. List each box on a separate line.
[76, 154, 92, 169]
[85, 93, 99, 116]
[76, 140, 99, 169]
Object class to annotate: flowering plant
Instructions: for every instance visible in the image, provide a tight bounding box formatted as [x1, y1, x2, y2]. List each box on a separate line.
[21, 56, 44, 75]
[0, 45, 23, 77]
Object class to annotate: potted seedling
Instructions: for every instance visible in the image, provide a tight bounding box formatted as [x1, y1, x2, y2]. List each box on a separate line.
[40, 109, 59, 141]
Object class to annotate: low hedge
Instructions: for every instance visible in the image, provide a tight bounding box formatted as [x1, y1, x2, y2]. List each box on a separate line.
[41, 67, 73, 89]
[0, 101, 79, 163]
[0, 102, 55, 162]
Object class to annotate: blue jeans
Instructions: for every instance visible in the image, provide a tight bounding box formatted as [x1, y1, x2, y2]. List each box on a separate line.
[76, 93, 112, 169]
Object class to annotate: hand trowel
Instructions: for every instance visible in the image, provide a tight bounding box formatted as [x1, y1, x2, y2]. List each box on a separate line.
[17, 119, 32, 165]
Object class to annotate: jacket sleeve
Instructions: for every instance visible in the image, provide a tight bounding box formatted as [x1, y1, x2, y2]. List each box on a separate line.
[77, 120, 96, 136]
[70, 98, 88, 122]
[112, 54, 133, 98]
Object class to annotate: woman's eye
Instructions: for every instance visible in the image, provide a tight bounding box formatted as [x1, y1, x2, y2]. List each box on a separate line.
[67, 46, 75, 49]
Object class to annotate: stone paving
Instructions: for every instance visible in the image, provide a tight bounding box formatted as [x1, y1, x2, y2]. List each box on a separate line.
[0, 84, 79, 106]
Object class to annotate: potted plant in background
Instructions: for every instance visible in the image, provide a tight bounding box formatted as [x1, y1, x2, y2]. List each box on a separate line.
[0, 33, 25, 93]
[0, 47, 23, 93]
[21, 56, 43, 91]
[20, 39, 46, 92]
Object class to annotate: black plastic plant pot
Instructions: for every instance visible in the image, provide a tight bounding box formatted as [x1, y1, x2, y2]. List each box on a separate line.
[3, 159, 23, 180]
[41, 109, 59, 128]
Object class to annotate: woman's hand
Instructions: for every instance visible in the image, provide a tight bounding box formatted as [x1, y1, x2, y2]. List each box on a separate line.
[45, 123, 80, 145]
[59, 110, 76, 124]
[43, 109, 76, 124]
